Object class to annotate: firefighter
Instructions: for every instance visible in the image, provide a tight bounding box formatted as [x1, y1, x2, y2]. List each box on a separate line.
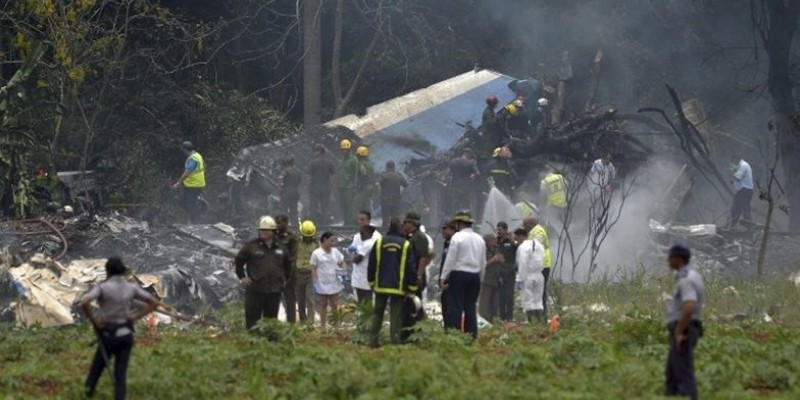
[354, 145, 374, 216]
[279, 156, 301, 225]
[485, 146, 516, 197]
[336, 139, 359, 224]
[234, 216, 292, 329]
[172, 141, 205, 223]
[367, 217, 418, 347]
[296, 220, 319, 324]
[377, 161, 408, 230]
[275, 215, 300, 324]
[403, 212, 432, 322]
[523, 216, 552, 319]
[482, 95, 505, 154]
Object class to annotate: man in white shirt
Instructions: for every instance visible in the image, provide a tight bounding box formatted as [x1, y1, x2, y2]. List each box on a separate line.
[349, 210, 381, 305]
[439, 211, 486, 338]
[729, 156, 754, 228]
[514, 228, 545, 323]
[589, 153, 616, 196]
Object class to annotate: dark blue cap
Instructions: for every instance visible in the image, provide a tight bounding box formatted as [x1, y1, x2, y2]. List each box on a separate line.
[668, 243, 691, 259]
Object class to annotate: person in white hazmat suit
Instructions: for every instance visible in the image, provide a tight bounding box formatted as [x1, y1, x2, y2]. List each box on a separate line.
[514, 228, 545, 323]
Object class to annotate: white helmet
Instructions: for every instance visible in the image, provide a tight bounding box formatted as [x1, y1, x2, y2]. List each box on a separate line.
[538, 98, 549, 107]
[258, 215, 277, 230]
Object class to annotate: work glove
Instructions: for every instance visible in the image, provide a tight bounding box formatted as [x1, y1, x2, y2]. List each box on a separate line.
[347, 245, 358, 254]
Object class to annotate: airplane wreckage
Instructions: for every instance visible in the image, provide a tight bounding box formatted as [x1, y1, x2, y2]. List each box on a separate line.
[2, 66, 799, 327]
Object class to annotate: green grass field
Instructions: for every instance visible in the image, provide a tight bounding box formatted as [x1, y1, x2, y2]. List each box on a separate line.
[2, 274, 799, 399]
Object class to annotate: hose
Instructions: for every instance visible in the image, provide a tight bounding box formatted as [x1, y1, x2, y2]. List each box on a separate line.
[38, 218, 69, 260]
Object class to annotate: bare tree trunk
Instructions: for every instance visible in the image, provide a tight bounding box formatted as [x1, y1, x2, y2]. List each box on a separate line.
[331, 0, 384, 118]
[753, 0, 800, 232]
[303, 0, 323, 128]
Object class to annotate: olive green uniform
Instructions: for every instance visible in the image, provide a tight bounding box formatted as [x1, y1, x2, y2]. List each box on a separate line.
[336, 154, 359, 223]
[379, 171, 408, 228]
[354, 157, 374, 215]
[234, 239, 292, 329]
[277, 230, 300, 324]
[296, 239, 318, 323]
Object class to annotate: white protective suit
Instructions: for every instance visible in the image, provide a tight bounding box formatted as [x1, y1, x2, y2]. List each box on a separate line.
[516, 238, 545, 311]
[350, 229, 382, 291]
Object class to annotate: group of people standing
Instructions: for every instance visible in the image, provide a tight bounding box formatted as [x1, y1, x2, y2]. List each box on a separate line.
[280, 140, 411, 228]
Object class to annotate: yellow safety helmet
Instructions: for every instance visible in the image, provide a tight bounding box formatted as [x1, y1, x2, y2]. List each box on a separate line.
[258, 215, 277, 230]
[356, 146, 369, 156]
[340, 139, 352, 150]
[299, 220, 317, 237]
[504, 103, 519, 116]
[492, 147, 502, 157]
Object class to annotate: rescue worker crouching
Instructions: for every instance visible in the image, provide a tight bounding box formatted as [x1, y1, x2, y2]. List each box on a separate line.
[234, 216, 292, 330]
[367, 217, 418, 347]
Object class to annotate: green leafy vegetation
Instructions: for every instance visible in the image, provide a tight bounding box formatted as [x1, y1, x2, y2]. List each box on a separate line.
[1, 277, 799, 399]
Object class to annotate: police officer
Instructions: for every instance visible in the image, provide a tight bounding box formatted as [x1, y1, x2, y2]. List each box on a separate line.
[496, 222, 517, 322]
[336, 139, 359, 224]
[665, 243, 704, 400]
[172, 141, 205, 223]
[438, 220, 457, 328]
[275, 215, 300, 324]
[378, 161, 409, 230]
[81, 257, 159, 400]
[279, 156, 301, 225]
[234, 216, 292, 329]
[367, 217, 418, 347]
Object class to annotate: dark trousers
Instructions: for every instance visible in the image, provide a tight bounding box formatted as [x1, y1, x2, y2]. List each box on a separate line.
[281, 190, 299, 225]
[296, 269, 315, 323]
[337, 188, 354, 224]
[478, 284, 500, 322]
[85, 331, 133, 400]
[542, 268, 550, 318]
[179, 187, 202, 223]
[446, 270, 481, 338]
[498, 269, 516, 321]
[440, 288, 451, 329]
[730, 188, 754, 226]
[310, 190, 329, 224]
[244, 290, 282, 329]
[356, 288, 373, 307]
[381, 200, 400, 230]
[282, 268, 297, 324]
[370, 293, 405, 346]
[665, 322, 702, 399]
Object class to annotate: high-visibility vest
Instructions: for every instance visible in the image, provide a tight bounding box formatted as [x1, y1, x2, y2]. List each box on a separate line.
[372, 237, 415, 295]
[528, 225, 552, 268]
[542, 173, 566, 208]
[184, 152, 206, 188]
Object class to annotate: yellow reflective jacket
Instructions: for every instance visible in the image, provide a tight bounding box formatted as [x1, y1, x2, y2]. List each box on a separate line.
[528, 224, 552, 268]
[184, 152, 206, 188]
[542, 173, 566, 208]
